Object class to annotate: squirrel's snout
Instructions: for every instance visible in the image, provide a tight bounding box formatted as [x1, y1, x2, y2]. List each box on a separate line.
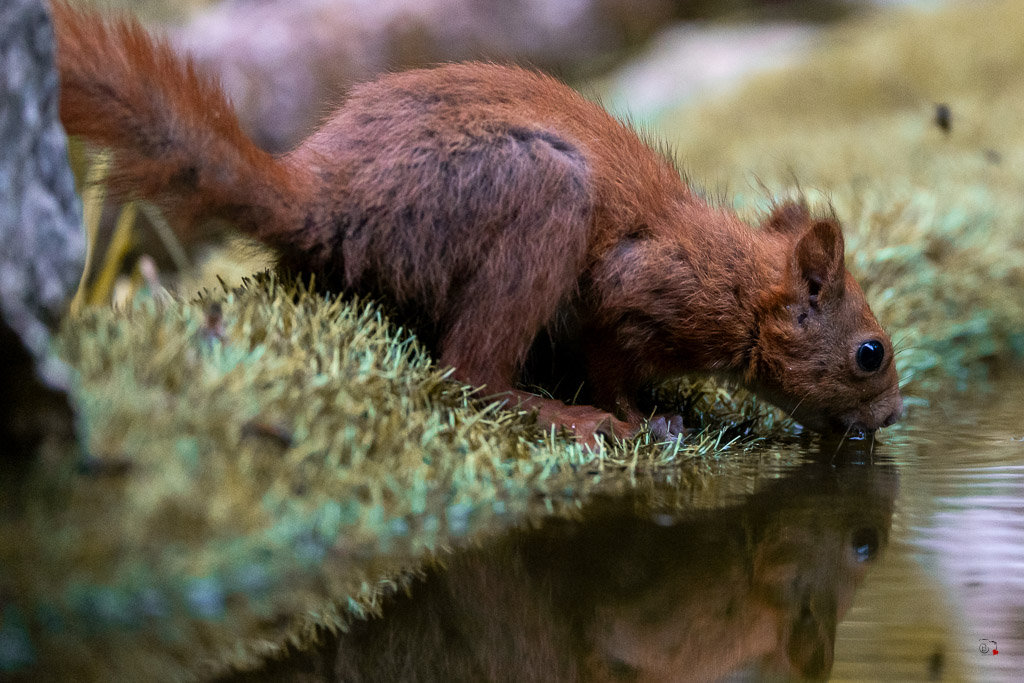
[881, 407, 901, 428]
[879, 394, 904, 428]
[833, 393, 903, 437]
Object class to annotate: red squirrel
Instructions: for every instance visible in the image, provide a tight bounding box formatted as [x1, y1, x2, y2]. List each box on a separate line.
[51, 2, 902, 444]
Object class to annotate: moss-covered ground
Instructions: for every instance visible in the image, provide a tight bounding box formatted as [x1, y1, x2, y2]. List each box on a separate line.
[3, 1, 1024, 680]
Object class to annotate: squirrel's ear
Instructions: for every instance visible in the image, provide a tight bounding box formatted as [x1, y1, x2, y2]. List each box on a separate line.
[793, 220, 845, 303]
[764, 200, 811, 234]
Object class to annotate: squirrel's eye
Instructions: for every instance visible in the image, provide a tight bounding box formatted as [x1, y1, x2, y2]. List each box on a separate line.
[857, 340, 885, 372]
[851, 527, 879, 563]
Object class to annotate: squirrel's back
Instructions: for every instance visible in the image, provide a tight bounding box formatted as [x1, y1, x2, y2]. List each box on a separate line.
[296, 62, 689, 240]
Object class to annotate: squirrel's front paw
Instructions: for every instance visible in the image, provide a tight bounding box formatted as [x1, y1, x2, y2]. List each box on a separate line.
[577, 412, 633, 448]
[649, 414, 687, 442]
[543, 404, 630, 448]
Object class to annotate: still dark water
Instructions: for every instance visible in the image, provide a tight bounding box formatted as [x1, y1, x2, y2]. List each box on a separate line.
[227, 379, 1024, 682]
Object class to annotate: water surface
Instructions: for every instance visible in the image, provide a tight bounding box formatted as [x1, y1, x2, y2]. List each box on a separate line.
[224, 378, 1024, 682]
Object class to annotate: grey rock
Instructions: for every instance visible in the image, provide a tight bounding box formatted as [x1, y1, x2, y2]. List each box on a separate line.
[0, 0, 84, 457]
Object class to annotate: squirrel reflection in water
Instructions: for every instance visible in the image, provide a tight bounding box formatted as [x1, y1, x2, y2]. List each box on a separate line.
[222, 459, 896, 682]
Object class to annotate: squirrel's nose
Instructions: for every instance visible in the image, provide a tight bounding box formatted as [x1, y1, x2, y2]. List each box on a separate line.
[881, 397, 904, 428]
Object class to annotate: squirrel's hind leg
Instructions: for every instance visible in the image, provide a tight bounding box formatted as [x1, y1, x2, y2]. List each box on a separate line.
[435, 127, 624, 444]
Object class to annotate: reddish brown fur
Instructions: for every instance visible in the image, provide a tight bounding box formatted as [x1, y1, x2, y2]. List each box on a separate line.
[51, 1, 902, 443]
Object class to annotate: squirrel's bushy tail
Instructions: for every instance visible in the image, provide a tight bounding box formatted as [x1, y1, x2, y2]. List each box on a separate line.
[50, 1, 310, 248]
